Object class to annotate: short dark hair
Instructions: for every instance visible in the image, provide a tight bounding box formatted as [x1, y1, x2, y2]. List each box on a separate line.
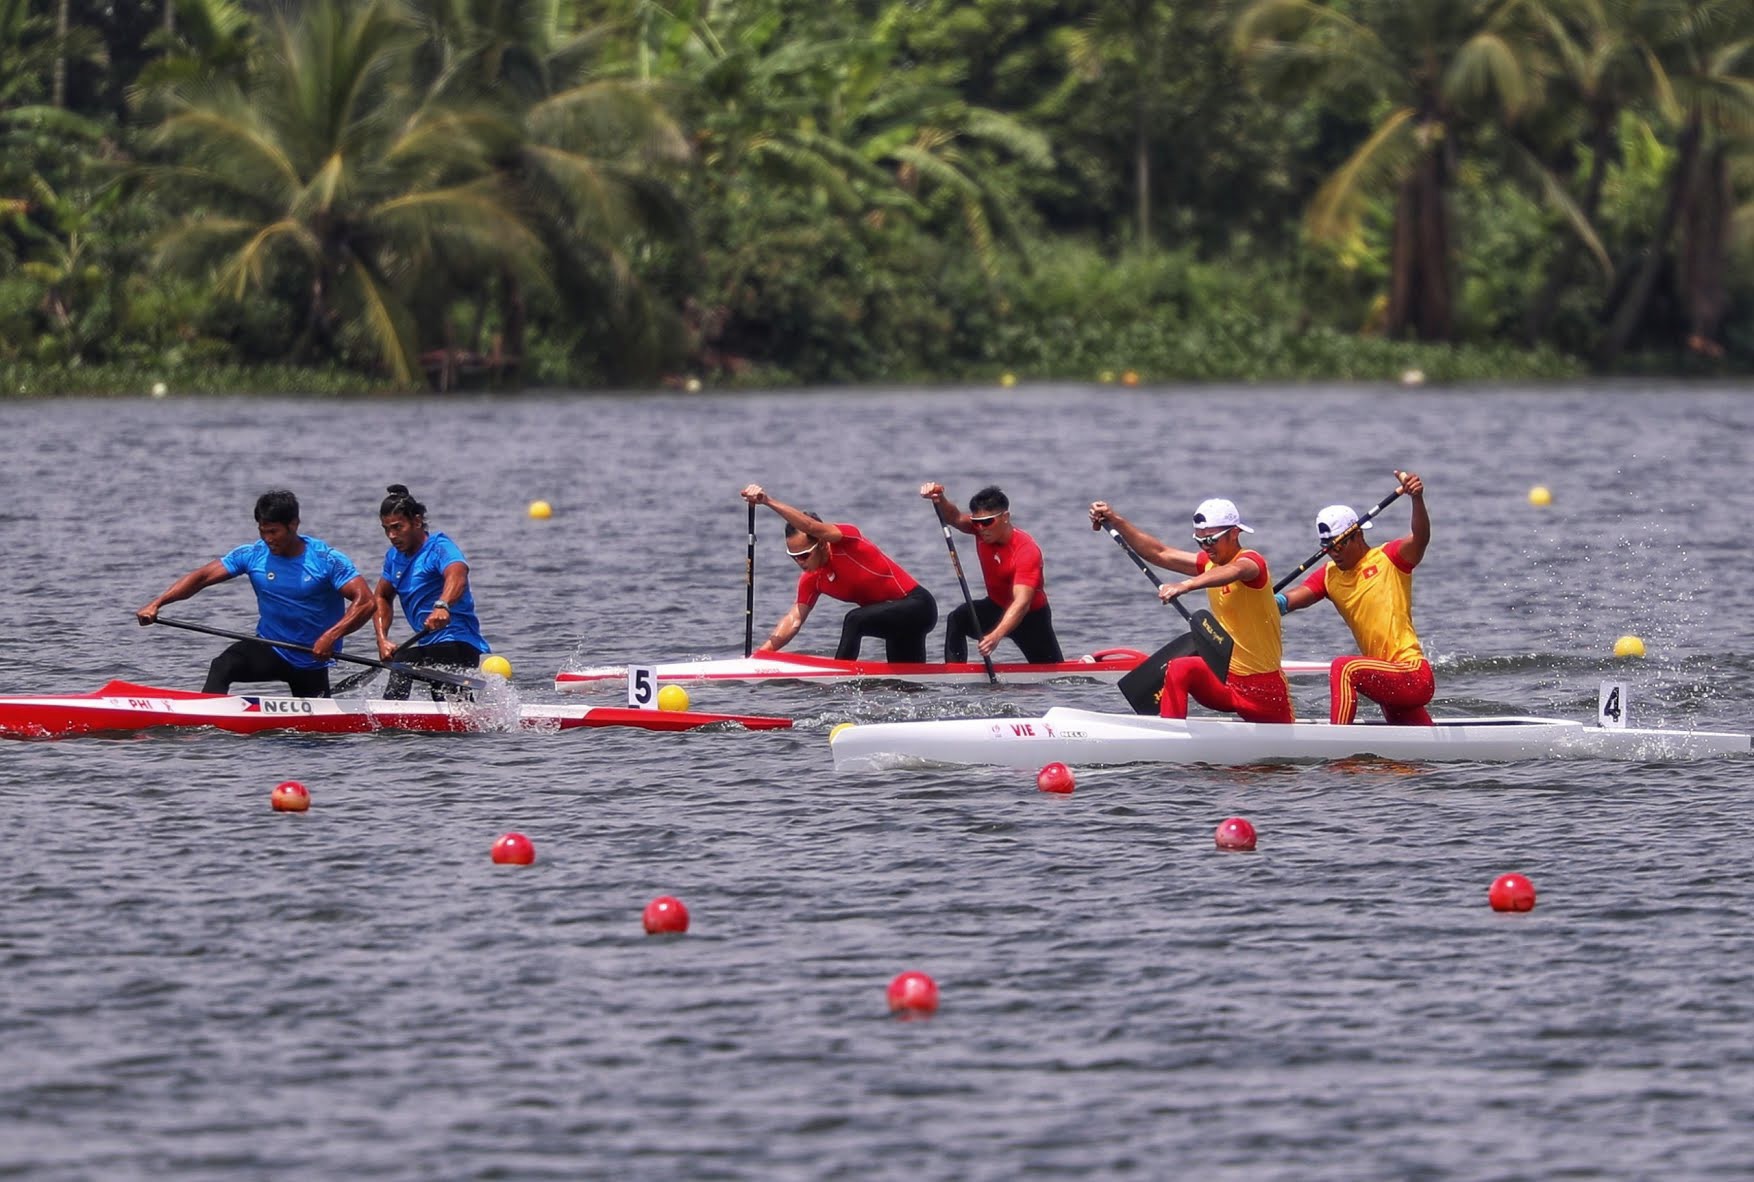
[784, 511, 824, 540]
[968, 486, 1009, 515]
[380, 483, 426, 519]
[254, 489, 300, 526]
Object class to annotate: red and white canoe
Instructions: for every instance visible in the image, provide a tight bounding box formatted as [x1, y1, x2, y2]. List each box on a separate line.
[555, 648, 1332, 693]
[0, 680, 793, 740]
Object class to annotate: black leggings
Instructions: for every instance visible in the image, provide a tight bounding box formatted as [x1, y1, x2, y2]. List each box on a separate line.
[204, 640, 331, 697]
[835, 585, 938, 663]
[383, 640, 483, 701]
[944, 600, 1064, 664]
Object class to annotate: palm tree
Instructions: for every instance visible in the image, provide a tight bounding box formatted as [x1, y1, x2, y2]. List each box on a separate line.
[1236, 0, 1541, 341]
[677, 0, 1048, 268]
[405, 0, 694, 380]
[132, 0, 257, 110]
[1512, 0, 1647, 342]
[1597, 0, 1754, 362]
[148, 0, 544, 385]
[1058, 0, 1178, 251]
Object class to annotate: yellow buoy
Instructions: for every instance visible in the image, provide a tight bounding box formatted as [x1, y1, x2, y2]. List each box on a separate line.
[656, 684, 690, 712]
[999, 372, 1017, 388]
[1528, 486, 1552, 507]
[1099, 370, 1116, 384]
[829, 722, 854, 742]
[1613, 635, 1646, 659]
[527, 500, 553, 520]
[480, 654, 513, 678]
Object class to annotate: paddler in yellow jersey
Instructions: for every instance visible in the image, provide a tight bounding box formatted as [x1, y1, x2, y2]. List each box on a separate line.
[1088, 497, 1293, 723]
[1280, 469, 1433, 725]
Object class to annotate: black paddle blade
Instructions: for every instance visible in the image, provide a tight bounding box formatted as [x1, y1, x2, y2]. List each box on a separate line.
[1116, 615, 1235, 715]
[1187, 609, 1234, 681]
[1118, 633, 1199, 714]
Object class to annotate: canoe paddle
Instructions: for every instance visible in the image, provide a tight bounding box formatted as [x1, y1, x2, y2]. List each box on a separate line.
[148, 615, 487, 692]
[1114, 487, 1406, 714]
[1101, 525, 1234, 714]
[1270, 488, 1404, 593]
[744, 502, 756, 658]
[932, 501, 998, 685]
[332, 631, 427, 694]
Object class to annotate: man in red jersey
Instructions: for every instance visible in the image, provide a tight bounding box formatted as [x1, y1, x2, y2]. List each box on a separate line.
[741, 484, 938, 662]
[919, 481, 1063, 664]
[1280, 469, 1433, 725]
[1089, 496, 1292, 723]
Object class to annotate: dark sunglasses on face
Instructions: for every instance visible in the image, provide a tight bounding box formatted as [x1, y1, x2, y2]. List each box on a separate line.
[1193, 530, 1229, 549]
[1320, 529, 1356, 552]
[970, 514, 1003, 527]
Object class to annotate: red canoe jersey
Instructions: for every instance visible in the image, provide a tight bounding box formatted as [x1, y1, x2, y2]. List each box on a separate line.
[1196, 549, 1283, 677]
[796, 523, 920, 608]
[1302, 537, 1425, 665]
[977, 527, 1049, 612]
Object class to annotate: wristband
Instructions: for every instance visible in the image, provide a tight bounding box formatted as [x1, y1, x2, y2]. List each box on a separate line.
[1274, 592, 1289, 616]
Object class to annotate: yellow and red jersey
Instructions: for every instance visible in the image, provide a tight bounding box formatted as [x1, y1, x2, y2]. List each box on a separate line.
[1196, 549, 1283, 677]
[1302, 538, 1424, 665]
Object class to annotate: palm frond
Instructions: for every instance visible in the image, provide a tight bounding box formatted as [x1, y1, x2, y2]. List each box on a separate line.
[1306, 106, 1421, 242]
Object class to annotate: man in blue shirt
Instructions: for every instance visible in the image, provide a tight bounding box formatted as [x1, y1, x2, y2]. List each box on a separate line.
[137, 490, 376, 696]
[373, 483, 491, 699]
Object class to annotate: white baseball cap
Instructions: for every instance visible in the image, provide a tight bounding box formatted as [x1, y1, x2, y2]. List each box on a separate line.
[1192, 498, 1253, 535]
[1315, 504, 1372, 544]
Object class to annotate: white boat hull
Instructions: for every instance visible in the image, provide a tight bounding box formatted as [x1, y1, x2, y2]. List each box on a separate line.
[556, 649, 1330, 692]
[830, 707, 1752, 769]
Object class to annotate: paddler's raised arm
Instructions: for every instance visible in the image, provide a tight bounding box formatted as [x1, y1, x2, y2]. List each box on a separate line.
[920, 481, 972, 532]
[137, 559, 233, 624]
[740, 484, 844, 543]
[1394, 469, 1430, 567]
[1088, 500, 1200, 576]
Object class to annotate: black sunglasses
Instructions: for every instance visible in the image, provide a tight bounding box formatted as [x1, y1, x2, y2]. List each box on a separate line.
[970, 513, 1003, 527]
[1193, 531, 1229, 549]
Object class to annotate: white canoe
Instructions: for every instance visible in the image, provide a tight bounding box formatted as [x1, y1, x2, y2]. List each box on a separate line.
[0, 680, 793, 739]
[556, 648, 1332, 692]
[829, 706, 1752, 769]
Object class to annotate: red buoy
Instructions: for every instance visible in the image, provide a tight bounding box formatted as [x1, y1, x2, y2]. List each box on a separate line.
[642, 895, 690, 934]
[886, 970, 939, 1017]
[1488, 873, 1536, 912]
[1214, 816, 1256, 851]
[270, 780, 309, 812]
[1036, 762, 1075, 794]
[490, 832, 536, 865]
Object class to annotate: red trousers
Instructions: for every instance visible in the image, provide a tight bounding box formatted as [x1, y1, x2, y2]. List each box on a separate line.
[1329, 656, 1434, 725]
[1161, 659, 1293, 724]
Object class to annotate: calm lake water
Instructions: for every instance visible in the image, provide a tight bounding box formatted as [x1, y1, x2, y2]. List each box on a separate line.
[3, 383, 1753, 1180]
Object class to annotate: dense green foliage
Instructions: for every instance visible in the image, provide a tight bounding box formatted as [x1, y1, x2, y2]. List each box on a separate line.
[2, 0, 1750, 393]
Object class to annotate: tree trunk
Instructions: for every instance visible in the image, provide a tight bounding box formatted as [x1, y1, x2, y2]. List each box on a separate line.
[165, 0, 176, 36]
[500, 269, 526, 387]
[1678, 144, 1729, 353]
[1133, 87, 1150, 251]
[1386, 145, 1452, 341]
[1599, 116, 1702, 365]
[1414, 147, 1451, 340]
[53, 0, 69, 108]
[1524, 109, 1615, 345]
